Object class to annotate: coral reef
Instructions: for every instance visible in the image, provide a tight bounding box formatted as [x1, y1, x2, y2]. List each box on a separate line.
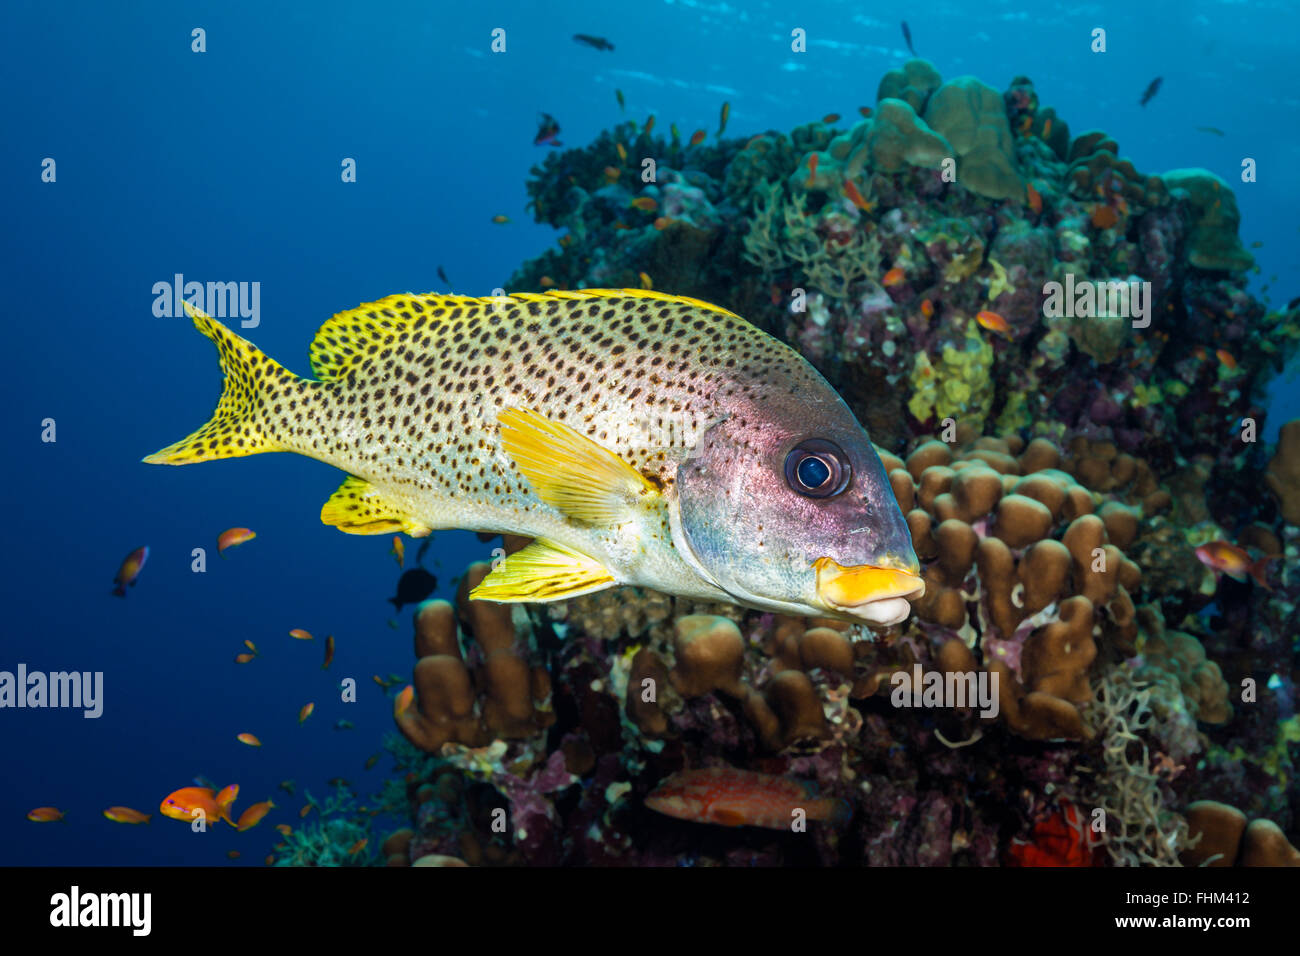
[343, 57, 1300, 868]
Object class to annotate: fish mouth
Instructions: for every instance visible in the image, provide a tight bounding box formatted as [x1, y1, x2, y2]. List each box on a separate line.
[813, 557, 925, 625]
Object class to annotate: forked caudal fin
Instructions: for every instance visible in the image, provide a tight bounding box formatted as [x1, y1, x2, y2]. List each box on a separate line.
[142, 303, 296, 465]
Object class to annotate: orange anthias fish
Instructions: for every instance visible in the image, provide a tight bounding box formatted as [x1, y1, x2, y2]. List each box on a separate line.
[322, 635, 335, 669]
[653, 216, 673, 230]
[1026, 182, 1043, 215]
[645, 767, 848, 830]
[27, 807, 65, 822]
[842, 178, 872, 212]
[237, 732, 262, 747]
[822, 112, 840, 124]
[1090, 205, 1120, 230]
[689, 129, 706, 147]
[390, 536, 404, 567]
[976, 310, 1012, 337]
[347, 837, 369, 856]
[243, 639, 257, 653]
[289, 628, 313, 640]
[216, 784, 239, 819]
[298, 702, 315, 724]
[1195, 541, 1275, 589]
[718, 101, 730, 137]
[643, 114, 655, 135]
[491, 215, 510, 224]
[161, 787, 234, 826]
[217, 527, 256, 556]
[103, 806, 151, 824]
[234, 652, 255, 664]
[603, 165, 620, 183]
[112, 546, 149, 597]
[805, 153, 819, 188]
[858, 106, 873, 118]
[629, 196, 658, 212]
[236, 800, 275, 832]
[920, 299, 935, 318]
[394, 684, 415, 718]
[275, 823, 293, 837]
[1215, 348, 1238, 371]
[615, 142, 627, 162]
[639, 271, 653, 290]
[882, 267, 905, 287]
[539, 276, 556, 288]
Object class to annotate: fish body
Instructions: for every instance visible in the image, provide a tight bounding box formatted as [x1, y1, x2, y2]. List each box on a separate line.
[103, 806, 151, 824]
[805, 153, 819, 188]
[217, 527, 255, 555]
[645, 767, 849, 829]
[389, 568, 437, 609]
[615, 89, 625, 111]
[161, 787, 234, 826]
[573, 34, 614, 51]
[237, 732, 261, 747]
[145, 291, 922, 625]
[1026, 182, 1043, 215]
[27, 807, 65, 822]
[534, 113, 562, 147]
[901, 21, 916, 57]
[491, 215, 510, 224]
[689, 129, 706, 147]
[236, 800, 275, 832]
[1195, 541, 1274, 588]
[1140, 77, 1162, 106]
[717, 101, 730, 138]
[299, 702, 315, 724]
[113, 546, 149, 597]
[976, 310, 1011, 336]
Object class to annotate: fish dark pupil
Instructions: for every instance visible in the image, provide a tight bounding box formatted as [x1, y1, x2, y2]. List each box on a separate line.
[798, 456, 831, 489]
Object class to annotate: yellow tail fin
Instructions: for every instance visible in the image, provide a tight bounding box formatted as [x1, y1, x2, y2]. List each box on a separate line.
[143, 303, 295, 465]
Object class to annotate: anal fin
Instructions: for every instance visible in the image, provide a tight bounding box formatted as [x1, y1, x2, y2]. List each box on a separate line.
[321, 476, 432, 536]
[469, 538, 615, 602]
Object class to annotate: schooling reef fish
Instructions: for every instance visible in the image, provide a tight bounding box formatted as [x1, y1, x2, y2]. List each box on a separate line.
[112, 545, 149, 597]
[1139, 77, 1162, 107]
[144, 292, 923, 626]
[389, 568, 438, 609]
[573, 34, 614, 51]
[646, 767, 850, 829]
[901, 21, 917, 57]
[533, 113, 562, 147]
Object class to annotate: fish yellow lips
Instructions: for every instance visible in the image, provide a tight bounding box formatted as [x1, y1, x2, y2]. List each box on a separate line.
[814, 557, 925, 619]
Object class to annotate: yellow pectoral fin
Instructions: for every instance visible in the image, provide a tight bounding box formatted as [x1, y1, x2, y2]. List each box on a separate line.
[496, 407, 658, 526]
[469, 539, 616, 602]
[321, 477, 432, 536]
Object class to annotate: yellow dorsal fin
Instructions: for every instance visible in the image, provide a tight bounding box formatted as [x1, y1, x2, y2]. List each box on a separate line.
[469, 539, 615, 602]
[307, 289, 740, 382]
[497, 407, 658, 526]
[320, 476, 432, 536]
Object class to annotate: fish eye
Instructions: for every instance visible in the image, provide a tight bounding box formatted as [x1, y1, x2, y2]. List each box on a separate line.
[784, 439, 851, 498]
